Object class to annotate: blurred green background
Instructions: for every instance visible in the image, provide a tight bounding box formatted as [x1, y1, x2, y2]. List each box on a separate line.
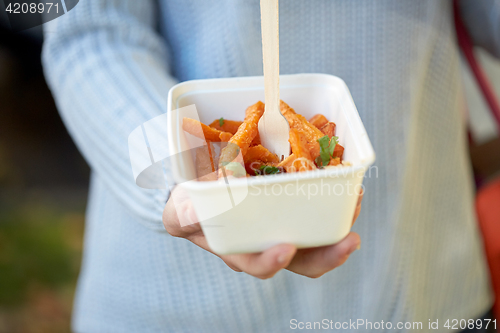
[0, 26, 89, 333]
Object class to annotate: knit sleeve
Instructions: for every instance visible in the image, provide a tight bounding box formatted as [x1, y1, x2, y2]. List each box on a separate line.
[459, 0, 500, 58]
[42, 0, 177, 231]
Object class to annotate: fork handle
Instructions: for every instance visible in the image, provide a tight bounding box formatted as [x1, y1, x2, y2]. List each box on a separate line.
[261, 0, 280, 114]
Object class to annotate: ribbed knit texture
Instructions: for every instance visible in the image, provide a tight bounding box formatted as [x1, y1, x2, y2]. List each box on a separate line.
[42, 1, 498, 332]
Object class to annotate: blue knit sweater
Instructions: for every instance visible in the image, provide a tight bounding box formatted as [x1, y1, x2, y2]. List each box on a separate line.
[42, 1, 499, 332]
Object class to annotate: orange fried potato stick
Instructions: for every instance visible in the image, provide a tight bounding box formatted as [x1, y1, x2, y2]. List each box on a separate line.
[280, 101, 323, 159]
[333, 144, 344, 160]
[318, 122, 343, 161]
[280, 101, 323, 137]
[288, 128, 316, 172]
[243, 145, 279, 174]
[209, 119, 242, 134]
[280, 100, 296, 114]
[320, 122, 336, 138]
[277, 153, 296, 172]
[244, 145, 279, 164]
[195, 144, 217, 181]
[328, 157, 341, 166]
[183, 118, 232, 142]
[309, 114, 329, 129]
[218, 101, 265, 171]
[209, 118, 261, 145]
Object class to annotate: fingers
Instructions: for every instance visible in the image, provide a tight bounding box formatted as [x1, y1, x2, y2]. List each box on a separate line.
[163, 187, 202, 238]
[221, 244, 297, 279]
[163, 188, 296, 279]
[188, 234, 298, 279]
[286, 232, 361, 278]
[184, 232, 296, 278]
[163, 186, 362, 280]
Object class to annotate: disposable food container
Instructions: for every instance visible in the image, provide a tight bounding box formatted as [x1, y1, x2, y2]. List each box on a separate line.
[167, 73, 375, 255]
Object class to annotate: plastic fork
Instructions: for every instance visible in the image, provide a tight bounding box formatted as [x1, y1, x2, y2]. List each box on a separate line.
[258, 0, 290, 161]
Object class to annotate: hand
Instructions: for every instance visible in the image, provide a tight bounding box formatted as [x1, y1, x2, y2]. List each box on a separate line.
[163, 187, 362, 279]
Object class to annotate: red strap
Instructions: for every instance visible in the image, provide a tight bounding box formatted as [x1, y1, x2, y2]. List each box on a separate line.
[455, 0, 500, 319]
[453, 0, 500, 131]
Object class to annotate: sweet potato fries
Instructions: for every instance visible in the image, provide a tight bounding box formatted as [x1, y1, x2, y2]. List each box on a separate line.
[182, 101, 345, 179]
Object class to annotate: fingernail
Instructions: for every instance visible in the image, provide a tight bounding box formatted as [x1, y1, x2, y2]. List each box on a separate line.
[347, 242, 361, 255]
[277, 251, 294, 264]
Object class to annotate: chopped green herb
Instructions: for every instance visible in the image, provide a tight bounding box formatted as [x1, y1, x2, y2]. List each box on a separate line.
[329, 136, 339, 155]
[259, 165, 281, 175]
[315, 156, 323, 167]
[317, 136, 331, 166]
[219, 117, 225, 127]
[316, 135, 339, 167]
